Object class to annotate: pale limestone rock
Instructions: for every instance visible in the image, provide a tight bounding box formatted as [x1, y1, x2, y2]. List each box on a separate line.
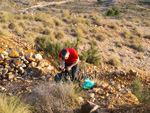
[38, 60, 49, 68]
[76, 97, 84, 104]
[0, 53, 4, 61]
[35, 54, 43, 62]
[26, 52, 35, 62]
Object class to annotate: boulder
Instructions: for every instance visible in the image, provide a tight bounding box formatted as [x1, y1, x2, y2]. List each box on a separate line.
[129, 69, 138, 76]
[8, 51, 19, 58]
[3, 58, 12, 66]
[26, 52, 35, 62]
[81, 101, 100, 113]
[28, 62, 37, 67]
[38, 60, 49, 68]
[18, 67, 25, 74]
[32, 67, 43, 77]
[35, 54, 43, 62]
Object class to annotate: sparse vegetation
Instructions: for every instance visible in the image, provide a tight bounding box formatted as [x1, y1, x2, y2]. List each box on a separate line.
[108, 56, 120, 66]
[28, 82, 81, 113]
[106, 7, 120, 16]
[96, 33, 106, 41]
[130, 78, 150, 103]
[81, 43, 103, 66]
[54, 30, 65, 39]
[0, 94, 31, 113]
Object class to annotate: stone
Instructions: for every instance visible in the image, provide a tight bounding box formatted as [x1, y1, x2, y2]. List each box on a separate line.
[18, 67, 25, 74]
[8, 51, 19, 58]
[2, 79, 8, 85]
[35, 53, 43, 62]
[81, 101, 100, 113]
[41, 66, 54, 75]
[76, 97, 84, 104]
[92, 88, 101, 93]
[19, 51, 24, 56]
[129, 69, 138, 76]
[38, 60, 49, 68]
[3, 51, 8, 57]
[7, 72, 15, 81]
[32, 67, 43, 77]
[28, 62, 37, 67]
[87, 93, 95, 98]
[2, 69, 8, 76]
[26, 52, 35, 62]
[0, 86, 7, 92]
[0, 53, 4, 61]
[13, 58, 21, 65]
[3, 58, 12, 66]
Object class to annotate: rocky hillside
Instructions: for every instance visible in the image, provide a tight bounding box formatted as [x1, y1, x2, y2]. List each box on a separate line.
[0, 0, 150, 112]
[0, 36, 150, 112]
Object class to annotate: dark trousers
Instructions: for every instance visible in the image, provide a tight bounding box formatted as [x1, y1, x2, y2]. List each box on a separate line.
[65, 62, 79, 81]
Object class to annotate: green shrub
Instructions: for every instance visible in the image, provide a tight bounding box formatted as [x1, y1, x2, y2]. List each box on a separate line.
[97, 0, 102, 3]
[108, 56, 120, 66]
[130, 78, 150, 103]
[8, 23, 16, 29]
[0, 94, 31, 113]
[80, 43, 103, 66]
[106, 7, 120, 16]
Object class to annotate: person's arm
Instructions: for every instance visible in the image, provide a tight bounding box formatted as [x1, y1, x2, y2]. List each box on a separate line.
[59, 58, 65, 71]
[67, 57, 79, 71]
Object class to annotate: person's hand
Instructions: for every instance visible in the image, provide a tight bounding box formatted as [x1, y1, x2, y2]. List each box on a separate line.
[61, 66, 65, 72]
[67, 66, 72, 71]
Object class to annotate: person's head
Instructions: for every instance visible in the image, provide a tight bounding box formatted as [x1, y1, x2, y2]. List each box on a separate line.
[61, 49, 69, 60]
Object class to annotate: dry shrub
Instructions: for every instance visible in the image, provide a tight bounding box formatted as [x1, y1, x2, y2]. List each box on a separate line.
[73, 27, 84, 37]
[44, 18, 55, 28]
[123, 30, 131, 39]
[42, 27, 52, 35]
[62, 10, 70, 18]
[70, 17, 85, 25]
[0, 29, 11, 37]
[132, 18, 141, 24]
[110, 23, 118, 30]
[91, 27, 99, 33]
[8, 23, 16, 29]
[108, 56, 120, 66]
[0, 94, 31, 113]
[54, 30, 65, 39]
[144, 20, 150, 27]
[93, 18, 102, 26]
[77, 23, 88, 34]
[96, 33, 106, 41]
[54, 17, 64, 26]
[28, 82, 80, 113]
[134, 27, 142, 37]
[15, 25, 24, 36]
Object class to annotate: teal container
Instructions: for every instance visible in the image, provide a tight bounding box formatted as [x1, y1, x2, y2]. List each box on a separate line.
[82, 78, 94, 90]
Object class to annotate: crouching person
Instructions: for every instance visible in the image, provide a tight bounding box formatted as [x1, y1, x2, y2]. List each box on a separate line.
[59, 48, 79, 81]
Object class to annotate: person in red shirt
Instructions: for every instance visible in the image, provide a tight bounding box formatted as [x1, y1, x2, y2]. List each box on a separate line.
[59, 48, 79, 81]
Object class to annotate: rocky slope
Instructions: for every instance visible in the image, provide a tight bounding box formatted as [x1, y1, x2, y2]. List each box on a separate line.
[0, 36, 150, 113]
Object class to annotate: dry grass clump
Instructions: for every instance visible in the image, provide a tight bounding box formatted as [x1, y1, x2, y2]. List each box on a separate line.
[34, 12, 48, 22]
[23, 14, 34, 21]
[144, 20, 150, 27]
[44, 18, 55, 28]
[77, 23, 88, 34]
[115, 41, 123, 48]
[15, 25, 24, 36]
[24, 31, 35, 44]
[62, 10, 70, 18]
[144, 35, 150, 39]
[96, 33, 106, 41]
[0, 94, 31, 113]
[18, 21, 26, 28]
[42, 27, 52, 35]
[131, 18, 141, 24]
[134, 27, 142, 37]
[93, 18, 102, 26]
[0, 29, 11, 37]
[32, 22, 44, 33]
[110, 23, 118, 30]
[108, 56, 120, 66]
[28, 82, 80, 113]
[91, 27, 99, 33]
[54, 17, 65, 26]
[70, 17, 85, 25]
[54, 30, 65, 39]
[122, 30, 132, 39]
[72, 27, 85, 37]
